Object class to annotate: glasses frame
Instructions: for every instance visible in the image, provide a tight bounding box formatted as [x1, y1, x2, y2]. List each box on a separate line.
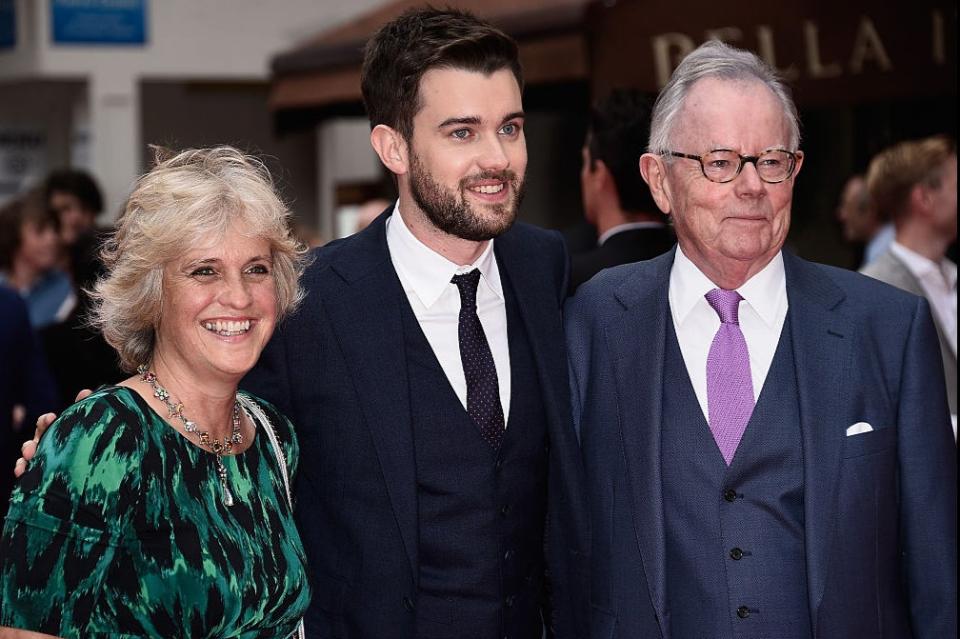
[664, 148, 800, 184]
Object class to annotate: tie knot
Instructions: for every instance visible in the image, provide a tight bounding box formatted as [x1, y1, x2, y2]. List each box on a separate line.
[705, 288, 743, 324]
[451, 269, 481, 307]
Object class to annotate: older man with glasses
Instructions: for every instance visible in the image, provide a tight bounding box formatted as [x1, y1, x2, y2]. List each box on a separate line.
[565, 40, 956, 638]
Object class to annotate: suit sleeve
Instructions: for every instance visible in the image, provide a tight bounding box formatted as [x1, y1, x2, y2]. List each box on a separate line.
[897, 297, 957, 637]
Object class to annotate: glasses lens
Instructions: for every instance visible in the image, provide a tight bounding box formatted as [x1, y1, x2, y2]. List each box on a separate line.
[701, 150, 741, 183]
[757, 150, 794, 182]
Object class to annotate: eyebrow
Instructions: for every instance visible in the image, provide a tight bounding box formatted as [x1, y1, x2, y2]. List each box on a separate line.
[437, 111, 525, 129]
[183, 254, 272, 268]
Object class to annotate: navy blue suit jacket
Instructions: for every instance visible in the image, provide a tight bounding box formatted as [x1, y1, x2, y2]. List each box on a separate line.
[243, 211, 588, 638]
[565, 249, 957, 638]
[0, 286, 58, 519]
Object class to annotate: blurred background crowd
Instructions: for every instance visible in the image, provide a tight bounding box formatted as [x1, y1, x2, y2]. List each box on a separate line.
[0, 0, 956, 516]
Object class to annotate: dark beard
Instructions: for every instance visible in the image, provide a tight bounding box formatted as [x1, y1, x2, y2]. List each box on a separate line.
[409, 153, 525, 242]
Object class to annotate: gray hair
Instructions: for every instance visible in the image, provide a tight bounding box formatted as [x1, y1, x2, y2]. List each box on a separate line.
[647, 40, 801, 154]
[91, 146, 309, 372]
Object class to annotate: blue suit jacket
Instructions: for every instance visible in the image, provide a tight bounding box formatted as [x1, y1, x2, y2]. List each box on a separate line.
[243, 211, 588, 638]
[565, 249, 957, 638]
[0, 286, 58, 518]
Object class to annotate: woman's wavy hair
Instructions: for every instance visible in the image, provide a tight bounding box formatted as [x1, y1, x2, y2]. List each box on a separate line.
[91, 146, 309, 372]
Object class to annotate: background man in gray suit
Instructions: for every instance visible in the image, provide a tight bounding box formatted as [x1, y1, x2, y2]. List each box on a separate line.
[861, 135, 957, 431]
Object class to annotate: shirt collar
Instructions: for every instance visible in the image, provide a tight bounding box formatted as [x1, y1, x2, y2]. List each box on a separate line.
[597, 221, 666, 246]
[890, 241, 958, 289]
[386, 201, 503, 308]
[670, 246, 786, 327]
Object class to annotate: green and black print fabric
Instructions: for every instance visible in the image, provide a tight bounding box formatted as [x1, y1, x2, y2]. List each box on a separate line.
[0, 386, 311, 638]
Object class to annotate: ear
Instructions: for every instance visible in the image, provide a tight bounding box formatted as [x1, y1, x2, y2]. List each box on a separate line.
[640, 153, 672, 215]
[909, 182, 933, 214]
[370, 125, 409, 176]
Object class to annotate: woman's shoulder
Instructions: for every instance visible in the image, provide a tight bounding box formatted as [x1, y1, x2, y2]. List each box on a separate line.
[238, 391, 295, 435]
[238, 391, 299, 474]
[44, 385, 149, 455]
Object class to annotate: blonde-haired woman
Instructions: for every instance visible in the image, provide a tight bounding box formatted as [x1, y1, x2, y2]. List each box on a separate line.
[0, 147, 311, 638]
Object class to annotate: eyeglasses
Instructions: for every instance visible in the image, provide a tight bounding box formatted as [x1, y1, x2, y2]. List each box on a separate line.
[664, 148, 800, 184]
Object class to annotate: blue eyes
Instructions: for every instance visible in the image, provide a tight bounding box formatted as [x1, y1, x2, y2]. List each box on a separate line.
[449, 123, 521, 140]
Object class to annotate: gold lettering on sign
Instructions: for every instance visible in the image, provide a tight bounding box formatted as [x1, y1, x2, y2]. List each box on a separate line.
[932, 9, 945, 64]
[704, 27, 743, 44]
[849, 16, 892, 73]
[756, 25, 799, 81]
[653, 33, 696, 87]
[803, 20, 842, 78]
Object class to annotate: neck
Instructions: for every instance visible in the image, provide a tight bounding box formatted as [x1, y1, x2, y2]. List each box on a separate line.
[896, 220, 950, 262]
[398, 193, 489, 266]
[682, 243, 776, 290]
[8, 258, 41, 291]
[148, 350, 239, 439]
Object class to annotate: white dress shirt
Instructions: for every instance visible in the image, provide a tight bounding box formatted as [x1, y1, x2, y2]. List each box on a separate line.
[669, 247, 789, 422]
[386, 203, 512, 422]
[889, 241, 957, 356]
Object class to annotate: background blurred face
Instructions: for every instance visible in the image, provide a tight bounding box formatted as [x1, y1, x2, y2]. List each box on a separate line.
[836, 176, 876, 242]
[18, 220, 60, 273]
[927, 154, 958, 239]
[659, 78, 801, 278]
[406, 67, 527, 241]
[49, 190, 96, 246]
[155, 223, 277, 384]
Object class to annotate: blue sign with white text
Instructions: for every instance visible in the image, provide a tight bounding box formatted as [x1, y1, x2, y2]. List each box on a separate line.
[0, 0, 15, 49]
[51, 0, 147, 45]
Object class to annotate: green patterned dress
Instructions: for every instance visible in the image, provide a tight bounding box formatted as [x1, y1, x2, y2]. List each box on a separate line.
[0, 386, 311, 638]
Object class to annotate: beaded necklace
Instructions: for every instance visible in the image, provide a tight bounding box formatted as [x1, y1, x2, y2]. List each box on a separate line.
[138, 365, 243, 506]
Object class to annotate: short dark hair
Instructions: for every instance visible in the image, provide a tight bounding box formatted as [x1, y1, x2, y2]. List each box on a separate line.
[0, 189, 59, 270]
[361, 7, 523, 142]
[44, 169, 104, 215]
[587, 89, 660, 215]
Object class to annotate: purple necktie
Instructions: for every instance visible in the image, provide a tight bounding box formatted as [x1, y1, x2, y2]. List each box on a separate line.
[705, 288, 755, 465]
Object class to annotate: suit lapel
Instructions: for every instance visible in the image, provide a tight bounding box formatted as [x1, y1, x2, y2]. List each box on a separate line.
[782, 252, 852, 627]
[494, 231, 567, 429]
[319, 213, 419, 579]
[608, 252, 673, 629]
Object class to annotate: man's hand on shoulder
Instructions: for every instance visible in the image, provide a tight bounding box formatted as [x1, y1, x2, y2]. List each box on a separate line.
[14, 389, 93, 477]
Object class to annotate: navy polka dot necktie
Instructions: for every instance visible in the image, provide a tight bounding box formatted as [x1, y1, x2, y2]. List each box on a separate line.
[451, 269, 505, 450]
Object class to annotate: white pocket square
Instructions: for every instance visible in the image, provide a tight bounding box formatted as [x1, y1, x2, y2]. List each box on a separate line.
[846, 422, 874, 437]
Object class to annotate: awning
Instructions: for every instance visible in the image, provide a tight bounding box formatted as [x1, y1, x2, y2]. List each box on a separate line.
[269, 0, 592, 115]
[270, 0, 956, 121]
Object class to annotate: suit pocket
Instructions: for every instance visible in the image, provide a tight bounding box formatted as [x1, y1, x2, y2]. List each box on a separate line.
[590, 603, 616, 639]
[841, 426, 895, 459]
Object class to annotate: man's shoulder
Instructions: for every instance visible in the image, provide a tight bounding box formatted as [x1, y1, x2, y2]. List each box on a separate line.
[792, 253, 924, 317]
[499, 220, 564, 253]
[567, 253, 671, 317]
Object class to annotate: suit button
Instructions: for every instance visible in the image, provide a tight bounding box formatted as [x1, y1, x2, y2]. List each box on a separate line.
[505, 595, 515, 608]
[500, 504, 511, 516]
[723, 488, 737, 502]
[736, 606, 750, 619]
[402, 596, 415, 612]
[730, 547, 744, 560]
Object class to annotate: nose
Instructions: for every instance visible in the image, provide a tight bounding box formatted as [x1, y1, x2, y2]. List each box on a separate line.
[735, 160, 766, 197]
[220, 274, 253, 308]
[477, 135, 509, 172]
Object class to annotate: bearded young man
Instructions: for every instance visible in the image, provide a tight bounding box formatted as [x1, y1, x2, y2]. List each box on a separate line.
[242, 8, 586, 639]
